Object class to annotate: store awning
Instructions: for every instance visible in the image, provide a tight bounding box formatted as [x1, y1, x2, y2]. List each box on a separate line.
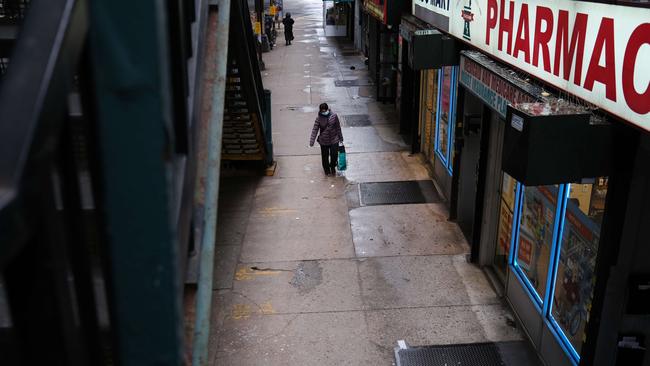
[503, 103, 612, 186]
[407, 29, 461, 70]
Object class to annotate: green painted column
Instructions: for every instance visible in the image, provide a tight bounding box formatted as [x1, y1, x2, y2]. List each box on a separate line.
[88, 1, 182, 365]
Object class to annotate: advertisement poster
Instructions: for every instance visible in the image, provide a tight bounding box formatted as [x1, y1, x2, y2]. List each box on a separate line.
[496, 173, 517, 256]
[496, 200, 514, 257]
[552, 191, 604, 353]
[436, 67, 453, 159]
[517, 185, 558, 299]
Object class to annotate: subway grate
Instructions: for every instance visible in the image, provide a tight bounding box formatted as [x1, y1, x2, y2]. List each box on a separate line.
[359, 181, 441, 206]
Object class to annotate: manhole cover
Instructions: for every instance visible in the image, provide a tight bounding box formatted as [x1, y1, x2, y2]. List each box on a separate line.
[396, 342, 504, 366]
[334, 79, 374, 87]
[340, 114, 370, 127]
[359, 181, 441, 206]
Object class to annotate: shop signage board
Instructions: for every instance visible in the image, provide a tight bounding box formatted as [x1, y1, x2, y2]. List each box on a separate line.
[415, 0, 650, 131]
[363, 0, 384, 22]
[413, 0, 450, 31]
[459, 54, 537, 118]
[364, 0, 401, 24]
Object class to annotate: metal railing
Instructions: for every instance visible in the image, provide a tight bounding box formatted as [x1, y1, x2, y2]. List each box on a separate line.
[0, 0, 209, 364]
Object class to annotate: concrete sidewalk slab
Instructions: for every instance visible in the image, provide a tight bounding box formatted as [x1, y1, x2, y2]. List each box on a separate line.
[350, 204, 467, 257]
[240, 205, 354, 262]
[365, 304, 522, 350]
[358, 255, 500, 309]
[212, 311, 386, 366]
[230, 259, 363, 313]
[342, 151, 429, 183]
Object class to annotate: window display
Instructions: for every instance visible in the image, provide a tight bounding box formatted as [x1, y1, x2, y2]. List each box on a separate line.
[516, 185, 559, 302]
[420, 70, 438, 165]
[551, 178, 608, 354]
[495, 173, 518, 277]
[436, 67, 452, 161]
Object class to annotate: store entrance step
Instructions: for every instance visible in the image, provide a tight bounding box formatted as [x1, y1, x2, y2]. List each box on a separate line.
[394, 341, 542, 366]
[358, 180, 441, 206]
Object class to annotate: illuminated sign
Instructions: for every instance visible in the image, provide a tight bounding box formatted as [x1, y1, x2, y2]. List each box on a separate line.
[416, 0, 650, 131]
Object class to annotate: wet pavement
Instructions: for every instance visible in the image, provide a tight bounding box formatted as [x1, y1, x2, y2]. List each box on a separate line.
[208, 0, 524, 364]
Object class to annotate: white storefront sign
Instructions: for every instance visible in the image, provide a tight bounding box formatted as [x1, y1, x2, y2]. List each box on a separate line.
[421, 0, 650, 131]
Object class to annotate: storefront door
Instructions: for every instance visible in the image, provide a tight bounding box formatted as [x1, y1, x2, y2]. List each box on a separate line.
[456, 96, 483, 246]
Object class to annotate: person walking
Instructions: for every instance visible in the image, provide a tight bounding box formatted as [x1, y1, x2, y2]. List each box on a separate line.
[309, 103, 344, 176]
[282, 13, 294, 45]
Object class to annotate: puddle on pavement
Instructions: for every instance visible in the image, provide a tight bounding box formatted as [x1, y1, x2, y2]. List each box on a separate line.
[290, 261, 323, 294]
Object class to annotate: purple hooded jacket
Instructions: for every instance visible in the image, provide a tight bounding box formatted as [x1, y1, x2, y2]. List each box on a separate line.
[309, 113, 343, 146]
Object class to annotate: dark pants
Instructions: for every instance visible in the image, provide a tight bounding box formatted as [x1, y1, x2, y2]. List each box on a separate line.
[320, 144, 338, 175]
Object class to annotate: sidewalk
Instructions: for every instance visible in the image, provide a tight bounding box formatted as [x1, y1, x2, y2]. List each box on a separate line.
[208, 0, 524, 364]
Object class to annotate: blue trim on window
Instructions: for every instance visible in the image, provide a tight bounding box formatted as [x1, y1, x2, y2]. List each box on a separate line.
[510, 185, 543, 309]
[512, 261, 544, 312]
[434, 68, 443, 161]
[547, 316, 580, 365]
[506, 181, 581, 365]
[543, 184, 570, 316]
[445, 66, 458, 176]
[507, 182, 523, 267]
[545, 185, 581, 364]
[433, 66, 458, 176]
[508, 184, 543, 311]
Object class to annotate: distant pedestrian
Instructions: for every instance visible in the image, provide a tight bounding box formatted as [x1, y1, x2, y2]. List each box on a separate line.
[310, 103, 344, 176]
[282, 13, 294, 45]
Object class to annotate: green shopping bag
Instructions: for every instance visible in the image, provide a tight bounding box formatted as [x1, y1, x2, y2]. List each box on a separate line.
[338, 143, 347, 171]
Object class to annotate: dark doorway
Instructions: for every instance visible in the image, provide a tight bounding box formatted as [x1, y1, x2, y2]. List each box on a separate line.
[399, 40, 420, 153]
[456, 94, 490, 261]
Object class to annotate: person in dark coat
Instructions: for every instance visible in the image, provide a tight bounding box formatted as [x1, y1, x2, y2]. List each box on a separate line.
[309, 103, 344, 176]
[282, 12, 294, 45]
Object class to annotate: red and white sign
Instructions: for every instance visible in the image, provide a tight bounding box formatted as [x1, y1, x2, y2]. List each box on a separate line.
[446, 0, 650, 131]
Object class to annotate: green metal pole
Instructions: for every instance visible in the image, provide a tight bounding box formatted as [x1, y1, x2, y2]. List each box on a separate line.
[88, 1, 182, 365]
[192, 0, 229, 364]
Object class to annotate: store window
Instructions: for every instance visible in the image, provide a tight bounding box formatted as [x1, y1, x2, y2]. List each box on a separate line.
[514, 185, 560, 305]
[494, 173, 519, 279]
[435, 66, 457, 174]
[420, 70, 438, 165]
[550, 178, 608, 356]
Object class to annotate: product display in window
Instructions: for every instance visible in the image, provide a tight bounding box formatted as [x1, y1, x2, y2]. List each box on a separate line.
[517, 185, 558, 302]
[437, 67, 452, 160]
[495, 173, 518, 275]
[552, 179, 608, 354]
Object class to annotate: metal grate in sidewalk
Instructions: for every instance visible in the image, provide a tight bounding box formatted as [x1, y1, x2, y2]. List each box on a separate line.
[359, 180, 441, 206]
[395, 341, 541, 366]
[340, 114, 370, 127]
[334, 79, 374, 87]
[396, 342, 503, 366]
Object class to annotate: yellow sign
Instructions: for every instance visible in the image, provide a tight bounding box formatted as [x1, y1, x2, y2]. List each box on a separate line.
[270, 5, 277, 15]
[254, 21, 261, 35]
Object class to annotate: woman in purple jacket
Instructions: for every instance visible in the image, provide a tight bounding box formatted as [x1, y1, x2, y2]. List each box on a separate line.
[309, 103, 344, 176]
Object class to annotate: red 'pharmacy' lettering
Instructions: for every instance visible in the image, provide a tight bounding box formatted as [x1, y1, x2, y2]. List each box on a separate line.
[485, 0, 650, 115]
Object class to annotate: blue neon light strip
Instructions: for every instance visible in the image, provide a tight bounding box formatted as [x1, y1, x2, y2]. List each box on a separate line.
[507, 181, 523, 267]
[543, 184, 569, 316]
[509, 185, 543, 310]
[548, 315, 580, 364]
[545, 184, 581, 364]
[507, 183, 581, 364]
[434, 69, 443, 162]
[445, 66, 458, 176]
[433, 66, 458, 176]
